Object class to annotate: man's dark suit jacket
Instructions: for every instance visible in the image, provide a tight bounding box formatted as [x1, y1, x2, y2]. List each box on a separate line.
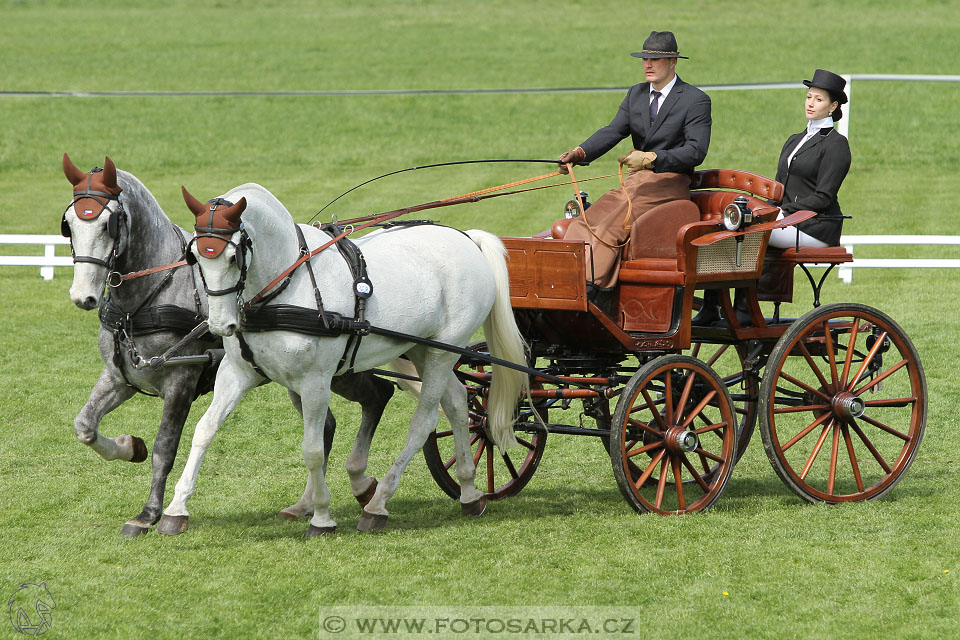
[578, 75, 711, 174]
[775, 127, 851, 246]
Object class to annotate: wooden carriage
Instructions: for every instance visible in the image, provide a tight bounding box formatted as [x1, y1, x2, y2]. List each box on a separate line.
[424, 169, 926, 515]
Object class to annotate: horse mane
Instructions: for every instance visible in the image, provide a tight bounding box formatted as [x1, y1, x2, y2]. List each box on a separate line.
[116, 169, 174, 230]
[222, 183, 295, 237]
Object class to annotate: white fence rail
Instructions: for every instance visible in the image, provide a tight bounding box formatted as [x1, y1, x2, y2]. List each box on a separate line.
[0, 235, 72, 280]
[836, 235, 960, 283]
[4, 234, 960, 283]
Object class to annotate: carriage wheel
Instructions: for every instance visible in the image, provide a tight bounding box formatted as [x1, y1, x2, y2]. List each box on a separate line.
[759, 303, 926, 503]
[687, 341, 758, 463]
[423, 344, 546, 501]
[610, 355, 737, 514]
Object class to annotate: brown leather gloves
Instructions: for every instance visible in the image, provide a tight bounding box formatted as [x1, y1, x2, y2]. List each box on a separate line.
[618, 150, 657, 173]
[558, 146, 586, 174]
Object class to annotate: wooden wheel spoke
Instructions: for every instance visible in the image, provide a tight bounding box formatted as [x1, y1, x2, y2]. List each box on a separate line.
[774, 403, 831, 414]
[852, 359, 909, 395]
[634, 450, 666, 491]
[859, 413, 911, 441]
[443, 453, 456, 471]
[778, 371, 833, 403]
[627, 417, 663, 440]
[797, 342, 832, 393]
[694, 447, 725, 463]
[516, 436, 536, 450]
[849, 419, 892, 473]
[694, 421, 726, 436]
[671, 457, 687, 510]
[676, 371, 697, 422]
[827, 421, 841, 494]
[705, 344, 729, 367]
[486, 440, 495, 493]
[840, 316, 861, 389]
[863, 396, 917, 409]
[823, 320, 840, 389]
[679, 454, 711, 492]
[501, 450, 520, 480]
[781, 411, 833, 452]
[640, 388, 669, 430]
[627, 440, 664, 458]
[664, 372, 674, 426]
[472, 438, 485, 466]
[655, 456, 669, 509]
[847, 330, 889, 391]
[799, 420, 834, 480]
[435, 428, 454, 439]
[680, 389, 717, 429]
[842, 424, 865, 493]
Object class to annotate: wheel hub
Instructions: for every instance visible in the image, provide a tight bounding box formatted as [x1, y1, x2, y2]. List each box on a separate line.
[832, 391, 865, 420]
[665, 426, 700, 454]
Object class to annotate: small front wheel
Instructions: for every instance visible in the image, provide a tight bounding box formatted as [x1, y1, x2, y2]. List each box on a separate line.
[610, 355, 737, 514]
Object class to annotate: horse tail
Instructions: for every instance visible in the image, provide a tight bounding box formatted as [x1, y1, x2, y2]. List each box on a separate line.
[466, 230, 529, 452]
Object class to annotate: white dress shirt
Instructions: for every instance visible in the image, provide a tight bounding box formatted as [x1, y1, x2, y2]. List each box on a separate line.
[786, 116, 835, 167]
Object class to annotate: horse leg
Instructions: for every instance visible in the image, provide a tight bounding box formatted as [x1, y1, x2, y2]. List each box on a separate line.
[73, 368, 140, 461]
[120, 367, 200, 538]
[157, 357, 259, 535]
[358, 351, 457, 532]
[331, 371, 395, 507]
[436, 369, 485, 514]
[299, 382, 338, 537]
[277, 391, 332, 521]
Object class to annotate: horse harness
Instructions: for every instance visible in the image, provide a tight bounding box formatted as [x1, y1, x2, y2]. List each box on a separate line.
[61, 167, 126, 272]
[188, 201, 428, 380]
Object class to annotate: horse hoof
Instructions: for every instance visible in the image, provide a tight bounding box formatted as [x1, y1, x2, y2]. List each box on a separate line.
[355, 479, 378, 508]
[357, 511, 388, 532]
[156, 515, 189, 536]
[129, 436, 148, 463]
[278, 509, 300, 522]
[461, 496, 487, 518]
[305, 524, 337, 538]
[120, 522, 151, 538]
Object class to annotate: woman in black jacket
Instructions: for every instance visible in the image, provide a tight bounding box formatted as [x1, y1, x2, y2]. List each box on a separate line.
[769, 68, 852, 248]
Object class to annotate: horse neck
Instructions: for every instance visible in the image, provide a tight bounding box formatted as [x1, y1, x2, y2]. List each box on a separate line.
[111, 172, 186, 305]
[242, 200, 302, 293]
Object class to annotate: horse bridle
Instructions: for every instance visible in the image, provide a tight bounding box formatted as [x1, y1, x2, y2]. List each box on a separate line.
[60, 167, 126, 271]
[186, 198, 251, 297]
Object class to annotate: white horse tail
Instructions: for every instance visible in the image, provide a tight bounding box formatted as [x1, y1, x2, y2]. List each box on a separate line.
[466, 229, 529, 453]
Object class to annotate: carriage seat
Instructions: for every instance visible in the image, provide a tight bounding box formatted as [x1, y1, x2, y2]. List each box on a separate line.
[758, 245, 853, 305]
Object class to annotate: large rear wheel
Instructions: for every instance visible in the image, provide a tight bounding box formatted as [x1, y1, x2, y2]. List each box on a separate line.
[758, 303, 926, 503]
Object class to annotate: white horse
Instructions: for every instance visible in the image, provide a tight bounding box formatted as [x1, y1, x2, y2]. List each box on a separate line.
[158, 183, 528, 535]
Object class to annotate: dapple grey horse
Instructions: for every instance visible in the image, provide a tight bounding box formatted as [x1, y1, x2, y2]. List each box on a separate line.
[61, 155, 395, 536]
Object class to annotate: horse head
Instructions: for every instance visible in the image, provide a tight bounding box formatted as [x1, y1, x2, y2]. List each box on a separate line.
[182, 186, 247, 336]
[61, 153, 125, 309]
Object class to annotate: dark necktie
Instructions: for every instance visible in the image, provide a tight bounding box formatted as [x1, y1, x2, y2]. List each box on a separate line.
[650, 90, 662, 125]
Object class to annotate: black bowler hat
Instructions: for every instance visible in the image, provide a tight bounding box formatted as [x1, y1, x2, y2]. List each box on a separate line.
[630, 31, 688, 59]
[803, 69, 848, 104]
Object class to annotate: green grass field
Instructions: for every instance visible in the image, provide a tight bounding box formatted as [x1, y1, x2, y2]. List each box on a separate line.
[2, 1, 959, 638]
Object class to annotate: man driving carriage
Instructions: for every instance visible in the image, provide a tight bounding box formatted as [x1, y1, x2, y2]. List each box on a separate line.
[558, 30, 711, 297]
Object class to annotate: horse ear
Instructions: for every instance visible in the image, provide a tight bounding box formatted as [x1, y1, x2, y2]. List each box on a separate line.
[63, 153, 85, 186]
[102, 156, 119, 192]
[223, 197, 246, 226]
[181, 186, 207, 217]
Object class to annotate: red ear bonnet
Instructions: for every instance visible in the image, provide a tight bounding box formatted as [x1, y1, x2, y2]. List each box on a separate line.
[183, 186, 246, 258]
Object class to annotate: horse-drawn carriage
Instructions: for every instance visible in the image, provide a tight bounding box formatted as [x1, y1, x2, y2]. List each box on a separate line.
[424, 168, 926, 515]
[61, 156, 925, 535]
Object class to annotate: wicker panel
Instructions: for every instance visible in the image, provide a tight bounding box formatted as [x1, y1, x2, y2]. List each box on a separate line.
[695, 233, 765, 275]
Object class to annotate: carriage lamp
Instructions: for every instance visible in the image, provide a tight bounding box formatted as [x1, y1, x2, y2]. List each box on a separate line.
[722, 195, 754, 232]
[564, 191, 591, 218]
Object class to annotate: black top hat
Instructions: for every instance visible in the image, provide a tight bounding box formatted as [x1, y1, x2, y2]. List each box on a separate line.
[630, 31, 688, 59]
[803, 69, 848, 104]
